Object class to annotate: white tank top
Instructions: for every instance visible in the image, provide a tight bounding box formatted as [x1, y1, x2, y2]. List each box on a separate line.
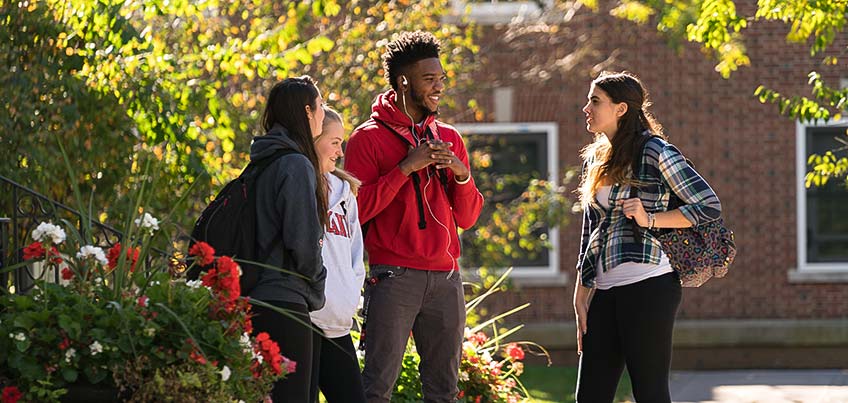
[594, 185, 673, 290]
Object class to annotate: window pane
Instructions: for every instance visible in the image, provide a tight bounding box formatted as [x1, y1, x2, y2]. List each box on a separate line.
[461, 131, 551, 268]
[806, 127, 848, 263]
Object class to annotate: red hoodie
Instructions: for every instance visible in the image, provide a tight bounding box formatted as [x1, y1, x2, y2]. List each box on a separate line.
[344, 90, 484, 271]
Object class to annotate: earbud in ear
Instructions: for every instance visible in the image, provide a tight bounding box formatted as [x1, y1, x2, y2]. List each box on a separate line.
[401, 75, 408, 86]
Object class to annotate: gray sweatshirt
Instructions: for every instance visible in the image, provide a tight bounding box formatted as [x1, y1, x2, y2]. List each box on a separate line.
[248, 125, 326, 311]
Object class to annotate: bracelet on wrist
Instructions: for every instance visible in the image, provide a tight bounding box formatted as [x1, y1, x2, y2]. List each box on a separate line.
[647, 212, 655, 230]
[454, 174, 471, 185]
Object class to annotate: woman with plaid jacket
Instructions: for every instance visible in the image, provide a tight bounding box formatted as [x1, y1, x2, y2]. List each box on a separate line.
[573, 71, 722, 403]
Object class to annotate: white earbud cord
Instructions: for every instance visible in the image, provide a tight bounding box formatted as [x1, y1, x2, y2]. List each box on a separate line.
[422, 172, 458, 278]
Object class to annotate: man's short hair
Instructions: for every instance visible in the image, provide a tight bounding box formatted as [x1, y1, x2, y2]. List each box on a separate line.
[382, 31, 441, 91]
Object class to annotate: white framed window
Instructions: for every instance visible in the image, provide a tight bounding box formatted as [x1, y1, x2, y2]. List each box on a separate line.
[791, 120, 848, 282]
[446, 0, 552, 25]
[455, 122, 563, 282]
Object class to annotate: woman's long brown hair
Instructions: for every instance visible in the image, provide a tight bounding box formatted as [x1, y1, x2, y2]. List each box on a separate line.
[261, 76, 329, 228]
[578, 71, 666, 206]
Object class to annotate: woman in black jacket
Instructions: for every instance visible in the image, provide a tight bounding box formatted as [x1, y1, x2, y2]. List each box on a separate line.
[249, 75, 329, 402]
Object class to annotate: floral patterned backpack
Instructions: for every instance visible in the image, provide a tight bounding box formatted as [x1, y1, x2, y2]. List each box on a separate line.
[631, 135, 737, 287]
[652, 198, 736, 287]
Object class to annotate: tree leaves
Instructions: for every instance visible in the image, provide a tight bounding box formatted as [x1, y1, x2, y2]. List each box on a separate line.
[592, 0, 848, 183]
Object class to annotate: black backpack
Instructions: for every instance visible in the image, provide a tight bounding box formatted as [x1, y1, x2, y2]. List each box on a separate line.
[187, 148, 297, 295]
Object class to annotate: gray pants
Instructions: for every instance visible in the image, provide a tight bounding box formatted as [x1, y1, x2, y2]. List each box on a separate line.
[362, 265, 465, 403]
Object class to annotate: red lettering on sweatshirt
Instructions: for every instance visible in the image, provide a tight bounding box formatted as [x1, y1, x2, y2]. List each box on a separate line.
[326, 211, 350, 238]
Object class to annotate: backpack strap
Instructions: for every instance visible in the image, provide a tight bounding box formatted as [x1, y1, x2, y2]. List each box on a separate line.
[373, 118, 428, 230]
[629, 133, 656, 244]
[629, 134, 695, 240]
[424, 125, 451, 194]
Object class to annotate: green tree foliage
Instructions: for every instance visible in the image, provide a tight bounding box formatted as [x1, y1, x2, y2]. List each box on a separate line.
[1, 0, 481, 233]
[578, 0, 848, 184]
[303, 0, 480, 126]
[4, 0, 574, 286]
[1, 0, 344, 229]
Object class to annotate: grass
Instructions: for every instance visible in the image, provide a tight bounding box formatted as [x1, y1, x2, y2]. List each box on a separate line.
[319, 365, 632, 403]
[521, 365, 633, 403]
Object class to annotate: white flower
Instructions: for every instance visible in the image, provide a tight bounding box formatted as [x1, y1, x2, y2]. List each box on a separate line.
[134, 213, 159, 235]
[32, 222, 66, 245]
[65, 348, 77, 362]
[144, 327, 156, 337]
[459, 371, 470, 381]
[253, 349, 263, 364]
[89, 341, 103, 355]
[11, 332, 25, 342]
[77, 245, 108, 265]
[481, 351, 493, 363]
[219, 365, 231, 381]
[239, 332, 252, 353]
[186, 280, 203, 289]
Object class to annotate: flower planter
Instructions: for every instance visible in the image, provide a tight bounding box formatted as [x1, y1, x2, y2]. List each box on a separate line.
[60, 382, 120, 403]
[1, 220, 289, 402]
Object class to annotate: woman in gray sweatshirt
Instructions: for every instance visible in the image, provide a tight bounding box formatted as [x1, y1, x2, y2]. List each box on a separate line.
[249, 75, 328, 402]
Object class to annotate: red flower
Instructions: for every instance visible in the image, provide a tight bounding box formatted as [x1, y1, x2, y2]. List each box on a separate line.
[61, 267, 74, 280]
[48, 246, 63, 264]
[253, 332, 287, 376]
[1, 386, 22, 403]
[189, 242, 216, 266]
[468, 331, 488, 346]
[505, 343, 524, 361]
[23, 241, 45, 260]
[59, 337, 71, 351]
[137, 295, 149, 308]
[189, 350, 207, 365]
[457, 390, 465, 399]
[107, 243, 140, 272]
[201, 256, 241, 303]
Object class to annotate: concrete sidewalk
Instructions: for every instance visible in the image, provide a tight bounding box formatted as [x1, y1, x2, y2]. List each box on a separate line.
[669, 370, 848, 403]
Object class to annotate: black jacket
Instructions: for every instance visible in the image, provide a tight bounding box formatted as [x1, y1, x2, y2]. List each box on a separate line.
[248, 124, 326, 311]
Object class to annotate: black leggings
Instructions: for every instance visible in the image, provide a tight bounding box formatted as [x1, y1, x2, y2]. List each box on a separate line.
[576, 272, 682, 403]
[314, 334, 366, 402]
[251, 301, 321, 403]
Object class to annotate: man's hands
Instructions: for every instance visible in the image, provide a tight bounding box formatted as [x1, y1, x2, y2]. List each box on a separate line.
[398, 140, 470, 181]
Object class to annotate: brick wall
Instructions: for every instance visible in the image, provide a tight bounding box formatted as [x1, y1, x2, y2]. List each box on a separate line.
[446, 11, 848, 323]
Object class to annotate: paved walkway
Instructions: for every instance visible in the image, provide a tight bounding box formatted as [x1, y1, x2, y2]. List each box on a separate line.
[669, 370, 848, 403]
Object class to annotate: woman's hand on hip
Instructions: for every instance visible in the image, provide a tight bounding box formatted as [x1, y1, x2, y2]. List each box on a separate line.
[573, 283, 592, 354]
[617, 197, 649, 227]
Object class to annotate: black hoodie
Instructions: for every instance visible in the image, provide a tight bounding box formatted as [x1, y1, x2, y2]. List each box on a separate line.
[248, 124, 326, 311]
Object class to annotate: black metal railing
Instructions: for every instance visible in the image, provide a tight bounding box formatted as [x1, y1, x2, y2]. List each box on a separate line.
[0, 175, 140, 294]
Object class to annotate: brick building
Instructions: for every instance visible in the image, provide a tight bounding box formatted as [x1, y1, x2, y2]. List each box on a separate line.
[444, 1, 848, 368]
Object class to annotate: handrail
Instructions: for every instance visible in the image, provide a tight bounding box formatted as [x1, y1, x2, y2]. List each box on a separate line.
[0, 175, 168, 294]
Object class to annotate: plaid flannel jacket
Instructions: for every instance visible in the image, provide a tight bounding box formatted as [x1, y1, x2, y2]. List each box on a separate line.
[576, 136, 722, 288]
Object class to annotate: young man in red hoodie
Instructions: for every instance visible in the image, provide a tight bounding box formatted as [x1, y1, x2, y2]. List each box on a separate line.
[344, 31, 484, 402]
